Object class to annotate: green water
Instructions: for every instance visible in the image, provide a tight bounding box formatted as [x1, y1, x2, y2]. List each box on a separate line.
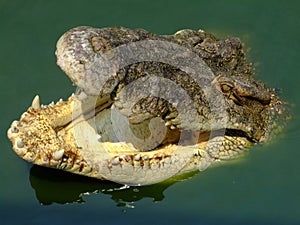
[1, 0, 299, 224]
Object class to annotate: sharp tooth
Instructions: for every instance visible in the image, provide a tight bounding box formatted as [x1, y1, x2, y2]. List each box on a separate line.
[52, 149, 65, 160]
[31, 95, 40, 110]
[165, 121, 171, 127]
[111, 157, 120, 165]
[134, 154, 141, 161]
[96, 134, 102, 141]
[16, 139, 25, 148]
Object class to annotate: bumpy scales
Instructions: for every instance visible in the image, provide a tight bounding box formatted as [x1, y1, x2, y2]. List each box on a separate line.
[7, 26, 284, 185]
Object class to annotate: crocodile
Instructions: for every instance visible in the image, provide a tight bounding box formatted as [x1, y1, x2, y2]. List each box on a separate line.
[7, 26, 284, 185]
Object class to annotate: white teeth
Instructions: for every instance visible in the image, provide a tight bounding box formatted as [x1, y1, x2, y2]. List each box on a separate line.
[165, 121, 171, 126]
[96, 134, 102, 141]
[170, 125, 176, 130]
[134, 154, 141, 161]
[52, 149, 65, 160]
[111, 157, 120, 165]
[120, 154, 130, 161]
[31, 95, 40, 110]
[16, 139, 25, 148]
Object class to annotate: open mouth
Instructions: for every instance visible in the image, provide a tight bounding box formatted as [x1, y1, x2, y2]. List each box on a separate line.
[7, 26, 284, 186]
[7, 91, 251, 186]
[62, 90, 251, 156]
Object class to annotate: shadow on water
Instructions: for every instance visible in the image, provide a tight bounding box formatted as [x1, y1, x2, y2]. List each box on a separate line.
[29, 165, 197, 206]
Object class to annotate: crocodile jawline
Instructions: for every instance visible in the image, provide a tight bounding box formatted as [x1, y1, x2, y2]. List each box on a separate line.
[7, 93, 251, 186]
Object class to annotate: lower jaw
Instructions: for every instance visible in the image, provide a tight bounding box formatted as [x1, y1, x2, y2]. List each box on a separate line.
[7, 93, 249, 186]
[57, 96, 213, 183]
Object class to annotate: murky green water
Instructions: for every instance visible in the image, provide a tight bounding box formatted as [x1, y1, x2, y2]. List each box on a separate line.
[1, 1, 299, 224]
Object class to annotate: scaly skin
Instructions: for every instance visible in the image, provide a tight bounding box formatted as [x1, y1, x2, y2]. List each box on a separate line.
[7, 26, 284, 185]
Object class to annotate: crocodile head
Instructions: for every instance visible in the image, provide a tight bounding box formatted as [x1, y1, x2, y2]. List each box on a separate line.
[7, 26, 284, 185]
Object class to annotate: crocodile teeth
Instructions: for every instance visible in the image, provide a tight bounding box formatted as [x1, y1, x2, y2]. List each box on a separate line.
[134, 154, 141, 161]
[31, 95, 41, 110]
[16, 139, 25, 148]
[111, 157, 120, 165]
[96, 134, 102, 141]
[165, 121, 171, 127]
[52, 149, 65, 160]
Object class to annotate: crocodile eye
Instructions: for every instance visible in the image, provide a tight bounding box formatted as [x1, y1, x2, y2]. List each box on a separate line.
[220, 83, 233, 93]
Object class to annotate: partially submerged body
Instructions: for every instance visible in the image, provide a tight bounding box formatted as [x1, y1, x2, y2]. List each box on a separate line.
[7, 26, 284, 185]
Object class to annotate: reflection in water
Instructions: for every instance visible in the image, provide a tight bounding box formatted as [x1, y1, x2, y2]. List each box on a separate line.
[29, 165, 197, 207]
